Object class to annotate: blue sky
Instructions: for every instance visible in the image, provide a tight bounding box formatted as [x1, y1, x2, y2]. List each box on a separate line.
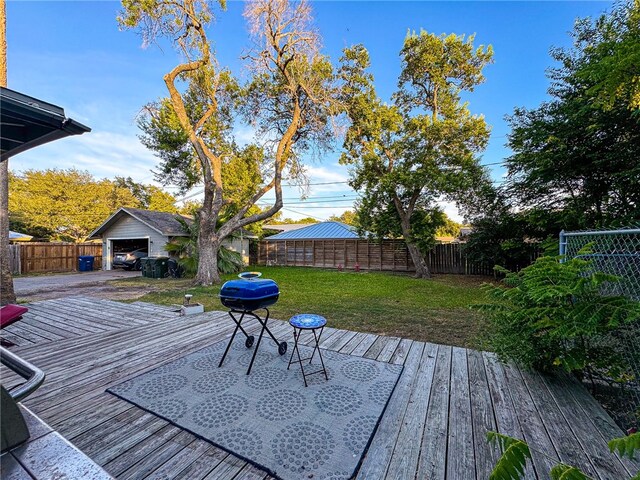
[6, 1, 610, 221]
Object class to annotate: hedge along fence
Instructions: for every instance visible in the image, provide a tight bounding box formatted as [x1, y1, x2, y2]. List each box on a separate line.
[10, 242, 103, 274]
[257, 239, 494, 276]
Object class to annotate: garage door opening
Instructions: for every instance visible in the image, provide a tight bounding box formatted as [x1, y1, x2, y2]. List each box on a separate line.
[109, 238, 149, 271]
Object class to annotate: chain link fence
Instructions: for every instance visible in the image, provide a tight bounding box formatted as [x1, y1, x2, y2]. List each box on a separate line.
[560, 227, 640, 423]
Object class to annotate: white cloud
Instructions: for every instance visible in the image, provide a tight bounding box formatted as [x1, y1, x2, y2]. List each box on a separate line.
[439, 201, 464, 223]
[9, 131, 160, 184]
[234, 124, 258, 147]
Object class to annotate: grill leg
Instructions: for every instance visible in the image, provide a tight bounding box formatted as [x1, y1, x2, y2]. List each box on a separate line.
[247, 309, 280, 347]
[246, 315, 268, 376]
[287, 328, 300, 370]
[218, 311, 247, 368]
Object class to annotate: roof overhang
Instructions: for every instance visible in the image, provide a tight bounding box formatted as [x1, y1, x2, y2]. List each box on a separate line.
[87, 207, 191, 239]
[0, 87, 91, 161]
[88, 208, 164, 240]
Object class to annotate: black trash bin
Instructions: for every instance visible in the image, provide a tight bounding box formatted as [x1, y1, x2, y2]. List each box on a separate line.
[141, 257, 169, 278]
[78, 255, 94, 272]
[151, 257, 169, 279]
[167, 258, 183, 278]
[141, 257, 153, 278]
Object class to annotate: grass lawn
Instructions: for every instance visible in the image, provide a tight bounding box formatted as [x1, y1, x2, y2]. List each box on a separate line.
[110, 267, 492, 349]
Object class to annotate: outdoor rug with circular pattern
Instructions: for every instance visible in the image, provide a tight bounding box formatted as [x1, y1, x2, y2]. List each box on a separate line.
[107, 335, 403, 480]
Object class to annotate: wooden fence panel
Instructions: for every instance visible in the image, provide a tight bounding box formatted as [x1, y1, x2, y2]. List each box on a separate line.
[16, 242, 102, 274]
[257, 238, 499, 276]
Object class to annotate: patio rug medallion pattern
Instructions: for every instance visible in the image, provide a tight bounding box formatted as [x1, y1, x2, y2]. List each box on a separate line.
[107, 336, 403, 480]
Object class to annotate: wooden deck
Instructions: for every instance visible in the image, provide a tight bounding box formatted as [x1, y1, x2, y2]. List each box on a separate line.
[1, 297, 637, 479]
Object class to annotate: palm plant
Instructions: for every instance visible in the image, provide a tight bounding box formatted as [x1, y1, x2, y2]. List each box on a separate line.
[165, 216, 244, 277]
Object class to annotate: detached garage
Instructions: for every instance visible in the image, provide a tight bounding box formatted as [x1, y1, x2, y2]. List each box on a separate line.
[88, 207, 190, 270]
[89, 207, 255, 270]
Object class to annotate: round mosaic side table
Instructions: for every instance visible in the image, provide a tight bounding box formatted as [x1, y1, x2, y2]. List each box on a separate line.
[287, 314, 329, 387]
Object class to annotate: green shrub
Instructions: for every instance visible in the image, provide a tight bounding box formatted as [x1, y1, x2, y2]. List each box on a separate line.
[216, 245, 243, 274]
[164, 216, 244, 276]
[476, 251, 640, 379]
[488, 431, 640, 479]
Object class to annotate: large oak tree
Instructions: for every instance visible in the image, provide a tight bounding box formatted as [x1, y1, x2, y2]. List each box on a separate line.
[340, 33, 492, 278]
[120, 0, 339, 285]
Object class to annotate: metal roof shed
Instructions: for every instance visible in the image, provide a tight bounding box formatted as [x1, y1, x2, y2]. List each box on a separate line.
[264, 221, 360, 240]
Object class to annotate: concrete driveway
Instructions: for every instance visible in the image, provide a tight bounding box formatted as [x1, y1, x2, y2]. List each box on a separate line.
[14, 270, 144, 302]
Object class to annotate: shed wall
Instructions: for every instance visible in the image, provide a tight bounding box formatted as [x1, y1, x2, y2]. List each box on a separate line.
[223, 237, 250, 265]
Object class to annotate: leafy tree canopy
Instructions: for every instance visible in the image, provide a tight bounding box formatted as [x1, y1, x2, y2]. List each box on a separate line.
[465, 1, 640, 270]
[114, 176, 178, 213]
[9, 169, 178, 242]
[435, 214, 462, 238]
[122, 0, 341, 285]
[339, 33, 493, 277]
[574, 0, 640, 111]
[328, 210, 357, 226]
[505, 0, 640, 229]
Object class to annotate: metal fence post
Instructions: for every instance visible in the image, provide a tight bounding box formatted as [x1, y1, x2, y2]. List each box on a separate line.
[559, 230, 566, 262]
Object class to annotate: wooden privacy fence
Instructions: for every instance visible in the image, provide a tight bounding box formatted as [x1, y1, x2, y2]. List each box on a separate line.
[257, 239, 494, 276]
[10, 242, 103, 274]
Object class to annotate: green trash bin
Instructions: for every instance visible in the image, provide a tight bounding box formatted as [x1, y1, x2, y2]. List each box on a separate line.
[140, 257, 154, 278]
[150, 257, 170, 279]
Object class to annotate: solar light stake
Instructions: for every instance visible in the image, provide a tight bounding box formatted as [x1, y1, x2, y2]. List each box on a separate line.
[184, 294, 193, 306]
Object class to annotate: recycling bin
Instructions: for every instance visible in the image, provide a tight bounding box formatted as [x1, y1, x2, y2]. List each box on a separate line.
[78, 255, 94, 272]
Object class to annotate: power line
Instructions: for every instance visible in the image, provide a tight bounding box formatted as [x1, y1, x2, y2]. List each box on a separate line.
[286, 181, 350, 186]
[175, 183, 355, 203]
[483, 161, 507, 167]
[289, 193, 359, 200]
[278, 207, 326, 221]
[264, 204, 351, 210]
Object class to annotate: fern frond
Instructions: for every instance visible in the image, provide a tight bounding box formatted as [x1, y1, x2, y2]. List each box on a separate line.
[549, 464, 593, 479]
[608, 432, 640, 460]
[487, 432, 531, 480]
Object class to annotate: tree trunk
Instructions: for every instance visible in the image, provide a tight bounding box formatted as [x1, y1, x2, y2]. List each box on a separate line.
[393, 195, 431, 279]
[406, 241, 431, 279]
[195, 206, 221, 285]
[196, 235, 221, 286]
[0, 161, 15, 305]
[0, 0, 16, 305]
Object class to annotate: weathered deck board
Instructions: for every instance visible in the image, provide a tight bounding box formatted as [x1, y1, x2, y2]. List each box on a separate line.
[1, 297, 631, 480]
[384, 342, 436, 479]
[467, 350, 499, 480]
[416, 344, 452, 480]
[447, 347, 475, 479]
[355, 341, 426, 479]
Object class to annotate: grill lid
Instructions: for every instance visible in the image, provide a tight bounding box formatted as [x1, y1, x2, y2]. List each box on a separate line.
[219, 278, 279, 300]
